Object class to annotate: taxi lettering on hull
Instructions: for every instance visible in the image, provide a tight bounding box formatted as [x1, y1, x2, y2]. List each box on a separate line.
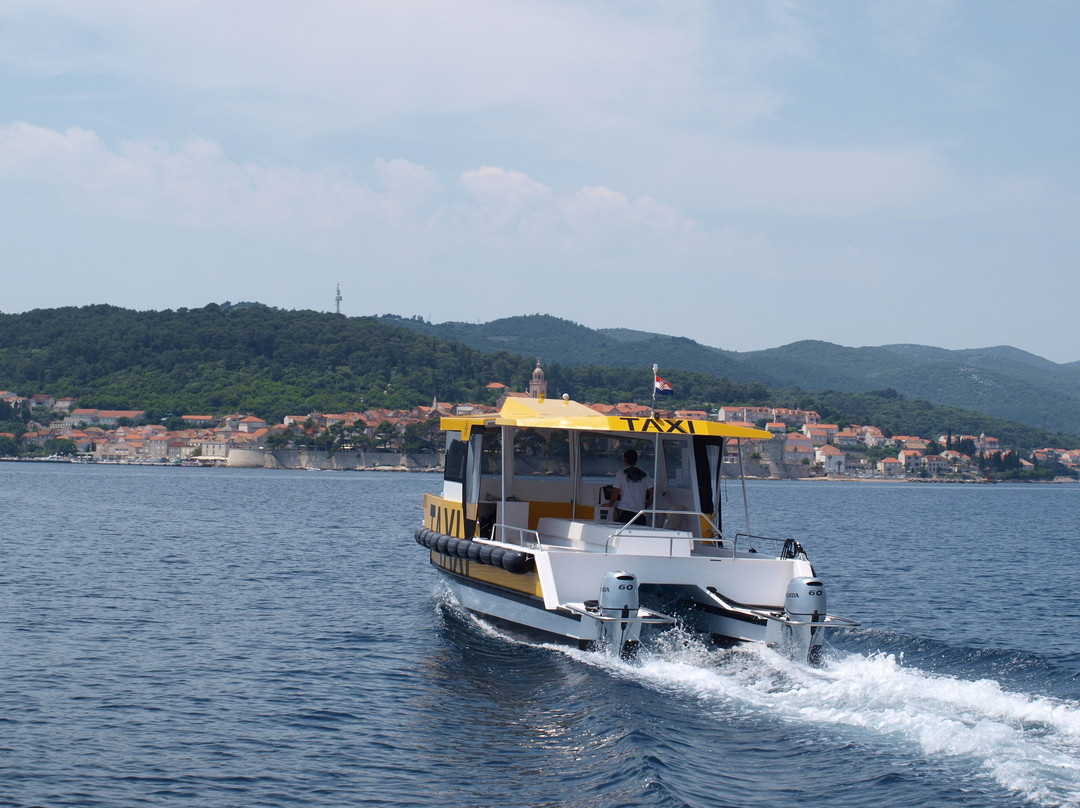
[429, 502, 463, 538]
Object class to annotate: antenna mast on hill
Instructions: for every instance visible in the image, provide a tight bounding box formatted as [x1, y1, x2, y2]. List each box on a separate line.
[335, 284, 342, 315]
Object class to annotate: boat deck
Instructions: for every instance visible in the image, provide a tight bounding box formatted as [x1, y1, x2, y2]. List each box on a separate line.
[534, 516, 733, 558]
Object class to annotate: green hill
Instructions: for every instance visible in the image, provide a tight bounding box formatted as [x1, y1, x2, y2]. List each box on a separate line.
[737, 341, 1080, 435]
[378, 314, 769, 383]
[1, 304, 1076, 449]
[382, 315, 1080, 436]
[0, 304, 538, 422]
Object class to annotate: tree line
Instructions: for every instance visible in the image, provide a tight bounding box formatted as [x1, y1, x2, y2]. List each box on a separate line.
[1, 304, 1077, 452]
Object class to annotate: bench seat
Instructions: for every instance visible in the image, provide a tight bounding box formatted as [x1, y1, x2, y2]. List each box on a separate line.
[535, 517, 693, 557]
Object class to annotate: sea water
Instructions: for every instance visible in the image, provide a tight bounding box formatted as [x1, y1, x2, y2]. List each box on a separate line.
[1, 464, 1077, 808]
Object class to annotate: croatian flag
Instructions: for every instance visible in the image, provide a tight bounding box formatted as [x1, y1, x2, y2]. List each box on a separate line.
[654, 375, 674, 396]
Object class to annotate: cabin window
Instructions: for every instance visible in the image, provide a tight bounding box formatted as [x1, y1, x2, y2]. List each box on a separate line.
[444, 438, 467, 484]
[659, 437, 698, 515]
[580, 434, 656, 482]
[691, 437, 725, 523]
[467, 430, 485, 504]
[662, 438, 693, 490]
[480, 429, 502, 476]
[512, 428, 570, 477]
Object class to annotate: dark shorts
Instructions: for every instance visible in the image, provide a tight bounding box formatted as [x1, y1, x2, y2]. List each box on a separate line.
[615, 509, 647, 525]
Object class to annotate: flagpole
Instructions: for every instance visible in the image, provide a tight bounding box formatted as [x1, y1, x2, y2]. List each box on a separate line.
[652, 363, 658, 416]
[650, 363, 660, 526]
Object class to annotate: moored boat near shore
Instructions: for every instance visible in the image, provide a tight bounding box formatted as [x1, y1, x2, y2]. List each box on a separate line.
[416, 393, 857, 662]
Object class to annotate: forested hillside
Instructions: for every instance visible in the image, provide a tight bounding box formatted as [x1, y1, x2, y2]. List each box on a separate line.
[0, 304, 526, 421]
[383, 315, 1080, 435]
[378, 314, 768, 383]
[1, 304, 1076, 449]
[0, 304, 771, 424]
[740, 341, 1080, 436]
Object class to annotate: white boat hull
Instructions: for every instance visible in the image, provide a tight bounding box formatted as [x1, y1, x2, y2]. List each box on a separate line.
[429, 543, 808, 652]
[441, 570, 600, 646]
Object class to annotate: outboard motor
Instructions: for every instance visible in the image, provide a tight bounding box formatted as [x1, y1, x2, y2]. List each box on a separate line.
[598, 571, 642, 658]
[783, 577, 827, 664]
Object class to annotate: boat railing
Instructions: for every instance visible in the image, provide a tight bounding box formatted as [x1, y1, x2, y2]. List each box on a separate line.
[492, 523, 543, 550]
[606, 509, 732, 557]
[490, 516, 800, 559]
[608, 514, 798, 560]
[731, 532, 803, 558]
[611, 508, 716, 533]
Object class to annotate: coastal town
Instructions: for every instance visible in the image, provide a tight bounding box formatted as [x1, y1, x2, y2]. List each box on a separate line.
[3, 368, 1079, 479]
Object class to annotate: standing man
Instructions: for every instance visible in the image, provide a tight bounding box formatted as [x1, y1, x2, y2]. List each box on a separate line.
[605, 449, 653, 525]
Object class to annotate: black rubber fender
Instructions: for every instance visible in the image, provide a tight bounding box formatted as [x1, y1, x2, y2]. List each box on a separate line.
[419, 528, 532, 574]
[501, 549, 530, 575]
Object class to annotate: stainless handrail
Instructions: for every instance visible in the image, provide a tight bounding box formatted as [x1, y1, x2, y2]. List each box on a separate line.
[491, 523, 543, 550]
[731, 532, 795, 556]
[604, 509, 728, 557]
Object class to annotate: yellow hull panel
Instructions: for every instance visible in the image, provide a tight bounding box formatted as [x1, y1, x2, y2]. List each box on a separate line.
[431, 550, 543, 599]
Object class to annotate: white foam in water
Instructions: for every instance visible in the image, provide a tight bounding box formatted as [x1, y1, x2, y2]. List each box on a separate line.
[442, 597, 1080, 807]
[581, 638, 1080, 808]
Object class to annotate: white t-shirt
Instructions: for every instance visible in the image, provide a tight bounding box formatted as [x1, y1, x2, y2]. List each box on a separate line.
[615, 465, 652, 513]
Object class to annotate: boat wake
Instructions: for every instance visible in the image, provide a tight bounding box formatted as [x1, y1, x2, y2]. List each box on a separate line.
[590, 633, 1080, 808]
[440, 594, 1080, 808]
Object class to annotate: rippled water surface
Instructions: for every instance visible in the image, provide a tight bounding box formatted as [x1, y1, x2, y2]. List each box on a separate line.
[1, 465, 1078, 807]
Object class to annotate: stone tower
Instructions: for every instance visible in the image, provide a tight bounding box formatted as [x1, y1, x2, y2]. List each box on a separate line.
[528, 360, 547, 399]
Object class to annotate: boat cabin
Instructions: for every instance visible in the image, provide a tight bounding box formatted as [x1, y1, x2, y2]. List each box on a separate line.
[424, 395, 771, 547]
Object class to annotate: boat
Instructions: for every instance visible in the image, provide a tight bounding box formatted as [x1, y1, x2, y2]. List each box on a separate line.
[415, 393, 858, 662]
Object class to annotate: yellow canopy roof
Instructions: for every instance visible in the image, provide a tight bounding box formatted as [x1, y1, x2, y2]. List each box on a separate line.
[442, 395, 772, 440]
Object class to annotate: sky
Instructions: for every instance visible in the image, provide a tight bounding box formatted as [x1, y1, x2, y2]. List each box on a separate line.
[1, 1, 1078, 362]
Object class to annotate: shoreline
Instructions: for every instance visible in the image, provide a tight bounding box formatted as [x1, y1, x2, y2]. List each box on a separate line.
[5, 456, 1076, 483]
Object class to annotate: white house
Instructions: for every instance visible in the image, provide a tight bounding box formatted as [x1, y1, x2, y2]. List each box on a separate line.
[815, 444, 846, 475]
[877, 457, 904, 477]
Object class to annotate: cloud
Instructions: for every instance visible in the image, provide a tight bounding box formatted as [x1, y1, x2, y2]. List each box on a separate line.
[0, 122, 369, 232]
[457, 166, 553, 235]
[452, 165, 702, 257]
[0, 1, 808, 140]
[0, 122, 705, 254]
[1, 2, 1016, 224]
